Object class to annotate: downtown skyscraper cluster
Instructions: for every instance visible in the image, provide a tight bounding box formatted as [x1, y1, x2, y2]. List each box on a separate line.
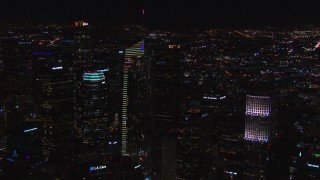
[1, 22, 320, 179]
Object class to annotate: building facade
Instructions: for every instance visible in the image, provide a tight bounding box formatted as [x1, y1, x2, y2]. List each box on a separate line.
[245, 95, 272, 142]
[79, 72, 108, 146]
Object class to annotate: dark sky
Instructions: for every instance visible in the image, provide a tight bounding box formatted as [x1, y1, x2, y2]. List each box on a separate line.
[0, 0, 319, 27]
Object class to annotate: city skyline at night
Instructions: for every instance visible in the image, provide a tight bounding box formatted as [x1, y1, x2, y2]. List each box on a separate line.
[1, 1, 320, 179]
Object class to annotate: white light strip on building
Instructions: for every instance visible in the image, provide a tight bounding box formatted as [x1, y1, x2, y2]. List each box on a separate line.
[121, 41, 144, 156]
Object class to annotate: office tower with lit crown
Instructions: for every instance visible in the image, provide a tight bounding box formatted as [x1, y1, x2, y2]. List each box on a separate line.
[122, 41, 142, 155]
[79, 71, 109, 146]
[127, 50, 151, 157]
[245, 95, 272, 142]
[120, 41, 155, 179]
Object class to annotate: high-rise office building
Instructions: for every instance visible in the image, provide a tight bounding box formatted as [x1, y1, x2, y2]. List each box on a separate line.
[150, 44, 182, 180]
[32, 51, 74, 160]
[177, 110, 206, 179]
[120, 41, 155, 179]
[152, 47, 181, 132]
[79, 71, 109, 146]
[121, 41, 145, 156]
[73, 23, 92, 129]
[245, 95, 272, 142]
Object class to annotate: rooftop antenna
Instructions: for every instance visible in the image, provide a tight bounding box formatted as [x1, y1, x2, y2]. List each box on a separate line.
[141, 8, 145, 39]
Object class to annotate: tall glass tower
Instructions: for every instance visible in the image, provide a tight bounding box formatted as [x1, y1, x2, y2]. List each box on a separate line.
[79, 72, 108, 145]
[121, 41, 145, 156]
[245, 95, 271, 142]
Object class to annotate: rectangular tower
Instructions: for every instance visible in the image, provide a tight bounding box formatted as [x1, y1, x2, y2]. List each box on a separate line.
[121, 41, 145, 156]
[79, 72, 108, 146]
[245, 95, 271, 142]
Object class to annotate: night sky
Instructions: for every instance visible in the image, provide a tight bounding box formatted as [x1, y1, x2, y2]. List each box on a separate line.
[0, 0, 319, 27]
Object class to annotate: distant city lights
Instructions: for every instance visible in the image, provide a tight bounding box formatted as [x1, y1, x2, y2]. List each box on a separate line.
[203, 96, 226, 100]
[75, 21, 89, 27]
[52, 66, 63, 70]
[96, 68, 109, 73]
[89, 165, 107, 171]
[24, 128, 38, 133]
[32, 52, 52, 55]
[307, 163, 320, 168]
[226, 171, 238, 175]
[108, 141, 118, 145]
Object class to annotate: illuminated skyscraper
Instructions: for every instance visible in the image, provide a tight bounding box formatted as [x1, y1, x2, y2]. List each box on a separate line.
[245, 95, 271, 142]
[121, 41, 145, 156]
[79, 71, 109, 146]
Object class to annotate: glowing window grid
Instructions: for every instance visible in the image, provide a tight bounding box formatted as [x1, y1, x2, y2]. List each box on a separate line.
[122, 41, 144, 156]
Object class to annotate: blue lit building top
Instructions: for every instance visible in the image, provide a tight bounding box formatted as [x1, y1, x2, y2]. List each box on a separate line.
[83, 72, 105, 81]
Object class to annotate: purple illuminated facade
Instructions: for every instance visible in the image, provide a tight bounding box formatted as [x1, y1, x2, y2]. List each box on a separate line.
[245, 95, 271, 142]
